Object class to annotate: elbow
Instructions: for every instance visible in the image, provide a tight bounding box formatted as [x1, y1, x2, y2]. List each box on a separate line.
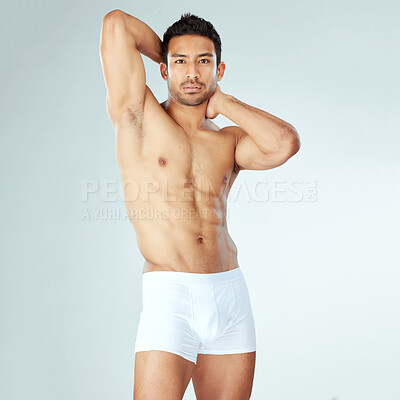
[102, 10, 127, 32]
[288, 127, 301, 156]
[280, 128, 300, 158]
[101, 10, 126, 48]
[103, 9, 125, 22]
[291, 136, 301, 156]
[102, 10, 122, 33]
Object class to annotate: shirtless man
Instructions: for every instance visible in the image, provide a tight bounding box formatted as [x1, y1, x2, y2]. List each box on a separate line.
[100, 10, 300, 400]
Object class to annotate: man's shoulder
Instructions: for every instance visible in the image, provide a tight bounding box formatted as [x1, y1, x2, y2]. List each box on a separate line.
[219, 125, 246, 143]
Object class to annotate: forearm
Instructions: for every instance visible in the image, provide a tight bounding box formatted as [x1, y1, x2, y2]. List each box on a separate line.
[220, 95, 299, 153]
[106, 10, 163, 64]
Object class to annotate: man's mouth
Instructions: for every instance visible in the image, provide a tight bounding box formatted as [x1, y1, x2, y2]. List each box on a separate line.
[183, 85, 202, 92]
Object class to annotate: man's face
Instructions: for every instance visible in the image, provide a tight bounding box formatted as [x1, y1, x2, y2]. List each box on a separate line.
[162, 35, 222, 106]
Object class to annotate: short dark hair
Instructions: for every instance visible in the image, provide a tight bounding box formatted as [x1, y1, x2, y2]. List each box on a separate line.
[162, 13, 222, 69]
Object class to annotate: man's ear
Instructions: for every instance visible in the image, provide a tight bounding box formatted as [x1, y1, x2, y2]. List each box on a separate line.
[216, 61, 226, 81]
[160, 62, 168, 81]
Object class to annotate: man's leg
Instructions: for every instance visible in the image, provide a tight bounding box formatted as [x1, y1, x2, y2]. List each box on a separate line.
[191, 352, 256, 400]
[190, 269, 257, 399]
[134, 350, 196, 400]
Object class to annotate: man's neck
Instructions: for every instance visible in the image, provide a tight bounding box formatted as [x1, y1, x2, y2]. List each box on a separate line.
[161, 97, 210, 133]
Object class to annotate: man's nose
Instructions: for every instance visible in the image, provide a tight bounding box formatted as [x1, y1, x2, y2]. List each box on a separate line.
[186, 63, 200, 79]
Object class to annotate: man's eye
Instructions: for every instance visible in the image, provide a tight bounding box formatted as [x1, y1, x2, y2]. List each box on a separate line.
[200, 59, 209, 63]
[176, 60, 184, 63]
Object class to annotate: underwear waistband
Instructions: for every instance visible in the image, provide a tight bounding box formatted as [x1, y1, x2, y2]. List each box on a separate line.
[142, 266, 243, 284]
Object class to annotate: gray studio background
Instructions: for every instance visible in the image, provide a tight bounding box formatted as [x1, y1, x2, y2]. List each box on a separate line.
[1, 0, 399, 399]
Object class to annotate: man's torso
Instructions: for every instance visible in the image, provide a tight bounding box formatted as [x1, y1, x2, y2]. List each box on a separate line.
[114, 86, 242, 274]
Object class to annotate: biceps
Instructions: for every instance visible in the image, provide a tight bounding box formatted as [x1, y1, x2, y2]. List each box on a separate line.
[100, 11, 146, 119]
[235, 134, 290, 171]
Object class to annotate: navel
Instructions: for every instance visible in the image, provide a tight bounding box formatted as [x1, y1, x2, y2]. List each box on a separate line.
[197, 236, 204, 244]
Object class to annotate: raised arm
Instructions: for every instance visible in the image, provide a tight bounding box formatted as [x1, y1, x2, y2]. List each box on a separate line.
[206, 85, 300, 171]
[99, 9, 162, 125]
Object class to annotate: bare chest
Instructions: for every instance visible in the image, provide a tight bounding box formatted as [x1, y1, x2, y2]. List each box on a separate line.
[116, 121, 238, 199]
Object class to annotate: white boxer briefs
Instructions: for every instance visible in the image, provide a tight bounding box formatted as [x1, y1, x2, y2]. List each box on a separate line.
[134, 266, 256, 364]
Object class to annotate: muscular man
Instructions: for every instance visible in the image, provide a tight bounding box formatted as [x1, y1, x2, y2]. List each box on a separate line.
[100, 10, 300, 400]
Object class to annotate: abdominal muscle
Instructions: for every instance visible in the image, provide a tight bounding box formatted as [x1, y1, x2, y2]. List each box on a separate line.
[123, 181, 239, 274]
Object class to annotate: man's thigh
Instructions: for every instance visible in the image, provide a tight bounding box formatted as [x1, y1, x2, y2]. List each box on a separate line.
[134, 350, 196, 400]
[192, 351, 256, 400]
